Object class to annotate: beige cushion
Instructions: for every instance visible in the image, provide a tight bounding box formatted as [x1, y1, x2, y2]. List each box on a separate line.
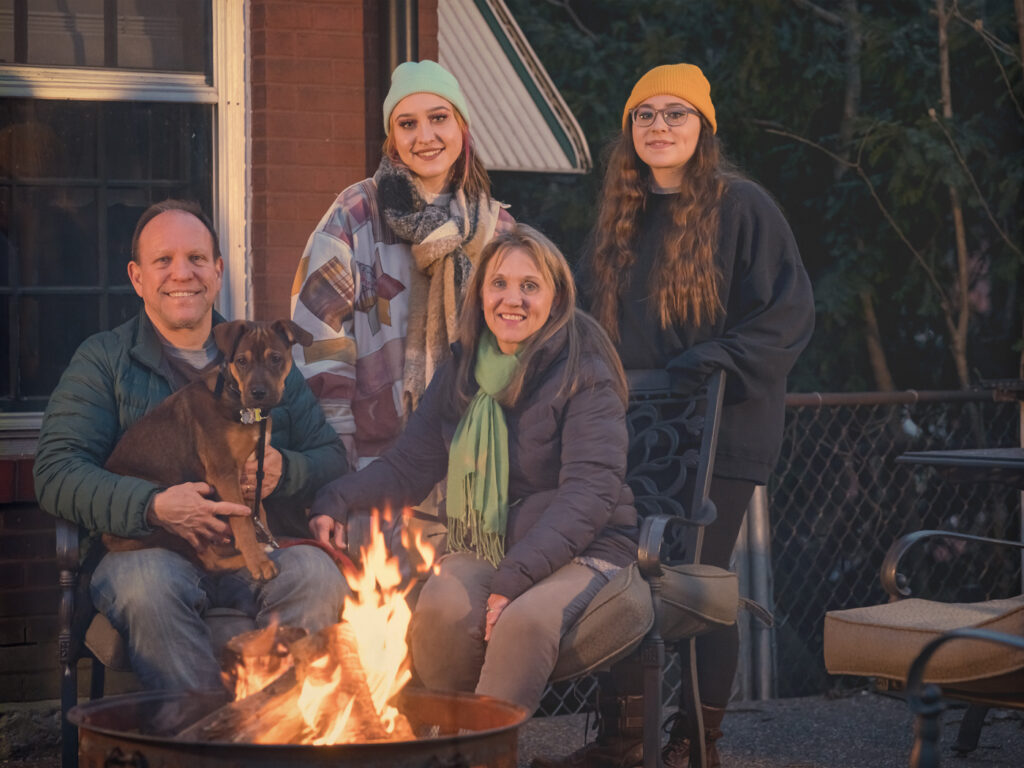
[660, 564, 739, 641]
[551, 562, 653, 681]
[85, 608, 256, 672]
[824, 595, 1024, 685]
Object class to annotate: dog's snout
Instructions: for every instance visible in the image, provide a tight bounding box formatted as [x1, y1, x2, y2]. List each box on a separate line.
[249, 385, 268, 402]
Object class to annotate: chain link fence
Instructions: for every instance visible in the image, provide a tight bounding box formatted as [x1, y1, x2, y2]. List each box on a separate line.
[770, 391, 1022, 698]
[536, 390, 1021, 714]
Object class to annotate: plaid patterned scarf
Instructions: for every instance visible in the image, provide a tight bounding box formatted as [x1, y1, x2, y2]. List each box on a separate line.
[375, 156, 502, 413]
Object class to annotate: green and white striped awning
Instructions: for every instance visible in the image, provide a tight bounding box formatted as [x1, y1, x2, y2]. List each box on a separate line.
[439, 0, 591, 173]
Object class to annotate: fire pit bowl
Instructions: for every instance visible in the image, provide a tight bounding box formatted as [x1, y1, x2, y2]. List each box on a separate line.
[68, 687, 530, 767]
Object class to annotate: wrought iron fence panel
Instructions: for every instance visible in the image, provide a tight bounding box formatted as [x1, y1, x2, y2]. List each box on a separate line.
[770, 394, 1021, 697]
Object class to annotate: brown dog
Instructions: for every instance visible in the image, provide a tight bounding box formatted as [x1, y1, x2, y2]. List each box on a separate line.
[102, 319, 313, 581]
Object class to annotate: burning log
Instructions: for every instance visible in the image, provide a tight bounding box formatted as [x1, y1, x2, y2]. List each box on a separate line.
[177, 623, 412, 744]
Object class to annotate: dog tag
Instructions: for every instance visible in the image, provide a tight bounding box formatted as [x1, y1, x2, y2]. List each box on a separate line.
[239, 408, 264, 424]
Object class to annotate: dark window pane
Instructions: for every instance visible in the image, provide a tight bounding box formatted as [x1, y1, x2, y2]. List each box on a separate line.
[109, 292, 141, 328]
[0, 185, 9, 286]
[0, 97, 212, 409]
[0, 296, 9, 398]
[105, 102, 213, 183]
[0, 1, 12, 65]
[16, 186, 99, 287]
[0, 100, 97, 179]
[0, 0, 210, 73]
[107, 188, 150, 284]
[19, 294, 101, 398]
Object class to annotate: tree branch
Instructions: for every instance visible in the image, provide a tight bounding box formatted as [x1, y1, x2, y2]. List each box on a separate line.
[759, 123, 952, 313]
[949, 2, 1024, 119]
[951, 0, 1021, 61]
[541, 0, 598, 41]
[789, 0, 844, 26]
[927, 108, 1024, 259]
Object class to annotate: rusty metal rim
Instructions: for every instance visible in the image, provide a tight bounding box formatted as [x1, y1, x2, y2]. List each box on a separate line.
[68, 687, 530, 750]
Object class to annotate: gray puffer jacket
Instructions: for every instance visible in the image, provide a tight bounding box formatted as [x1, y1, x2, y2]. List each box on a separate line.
[311, 325, 639, 601]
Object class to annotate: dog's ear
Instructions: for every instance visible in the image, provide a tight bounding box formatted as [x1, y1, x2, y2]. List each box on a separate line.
[272, 319, 314, 348]
[212, 320, 249, 358]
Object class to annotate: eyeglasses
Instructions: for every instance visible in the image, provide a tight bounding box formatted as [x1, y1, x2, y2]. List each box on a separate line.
[630, 106, 699, 128]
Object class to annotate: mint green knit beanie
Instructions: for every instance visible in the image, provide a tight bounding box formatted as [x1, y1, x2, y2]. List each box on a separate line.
[382, 60, 471, 135]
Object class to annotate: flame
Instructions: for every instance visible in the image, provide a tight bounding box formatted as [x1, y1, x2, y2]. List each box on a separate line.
[225, 618, 295, 700]
[228, 509, 436, 744]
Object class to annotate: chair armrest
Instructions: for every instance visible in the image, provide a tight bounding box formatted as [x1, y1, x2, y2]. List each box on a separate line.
[55, 518, 80, 573]
[637, 499, 718, 578]
[880, 529, 1024, 599]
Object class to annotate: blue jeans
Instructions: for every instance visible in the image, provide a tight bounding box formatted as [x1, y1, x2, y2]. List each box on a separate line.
[91, 544, 348, 691]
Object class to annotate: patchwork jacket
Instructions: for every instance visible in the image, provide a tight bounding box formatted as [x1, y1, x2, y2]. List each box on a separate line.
[291, 179, 513, 468]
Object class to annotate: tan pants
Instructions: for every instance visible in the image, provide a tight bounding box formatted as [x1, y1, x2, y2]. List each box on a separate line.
[409, 551, 610, 713]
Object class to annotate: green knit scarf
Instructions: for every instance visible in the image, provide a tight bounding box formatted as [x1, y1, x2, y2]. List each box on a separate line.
[446, 330, 519, 566]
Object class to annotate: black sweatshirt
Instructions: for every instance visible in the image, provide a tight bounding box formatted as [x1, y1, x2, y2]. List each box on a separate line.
[581, 178, 815, 484]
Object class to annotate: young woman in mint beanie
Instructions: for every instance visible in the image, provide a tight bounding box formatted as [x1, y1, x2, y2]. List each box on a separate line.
[538, 63, 815, 768]
[291, 60, 513, 471]
[307, 224, 639, 714]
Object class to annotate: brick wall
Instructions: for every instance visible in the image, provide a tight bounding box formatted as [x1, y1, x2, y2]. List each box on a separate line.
[0, 457, 56, 700]
[0, 457, 137, 701]
[250, 0, 440, 323]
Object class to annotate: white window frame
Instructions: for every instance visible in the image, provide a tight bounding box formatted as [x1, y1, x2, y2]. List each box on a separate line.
[0, 0, 250, 430]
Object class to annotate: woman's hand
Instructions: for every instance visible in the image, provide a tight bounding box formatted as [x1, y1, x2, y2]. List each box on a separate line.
[309, 514, 347, 550]
[484, 593, 510, 642]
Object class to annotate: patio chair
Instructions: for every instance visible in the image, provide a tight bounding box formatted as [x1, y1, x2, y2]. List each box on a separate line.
[823, 530, 1024, 758]
[543, 369, 743, 768]
[56, 518, 255, 768]
[904, 626, 1024, 768]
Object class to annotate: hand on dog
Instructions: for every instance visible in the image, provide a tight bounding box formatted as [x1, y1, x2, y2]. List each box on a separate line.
[148, 482, 251, 549]
[309, 514, 347, 550]
[241, 437, 282, 503]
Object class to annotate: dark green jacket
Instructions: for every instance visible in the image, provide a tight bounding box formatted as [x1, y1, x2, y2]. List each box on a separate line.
[34, 311, 346, 551]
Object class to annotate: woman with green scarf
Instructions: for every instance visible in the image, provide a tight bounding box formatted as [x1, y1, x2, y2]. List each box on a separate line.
[309, 224, 639, 713]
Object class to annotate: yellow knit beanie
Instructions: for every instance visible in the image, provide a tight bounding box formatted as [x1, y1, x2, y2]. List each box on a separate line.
[622, 63, 716, 134]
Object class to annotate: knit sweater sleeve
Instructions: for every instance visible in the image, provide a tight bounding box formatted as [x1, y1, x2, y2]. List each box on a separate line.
[667, 179, 814, 402]
[290, 185, 368, 461]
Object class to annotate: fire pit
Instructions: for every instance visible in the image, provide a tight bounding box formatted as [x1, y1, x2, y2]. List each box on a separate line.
[68, 687, 530, 767]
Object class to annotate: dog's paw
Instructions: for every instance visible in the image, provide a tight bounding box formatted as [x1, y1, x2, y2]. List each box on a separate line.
[249, 557, 280, 582]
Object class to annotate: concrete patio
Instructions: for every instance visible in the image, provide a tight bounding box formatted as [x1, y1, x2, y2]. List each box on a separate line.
[3, 689, 1021, 767]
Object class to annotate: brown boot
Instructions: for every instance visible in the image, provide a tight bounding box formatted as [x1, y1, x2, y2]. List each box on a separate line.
[530, 695, 644, 768]
[661, 705, 725, 768]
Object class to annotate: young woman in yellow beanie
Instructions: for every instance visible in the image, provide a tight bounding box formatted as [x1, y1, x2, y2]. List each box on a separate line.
[537, 63, 815, 768]
[291, 60, 513, 471]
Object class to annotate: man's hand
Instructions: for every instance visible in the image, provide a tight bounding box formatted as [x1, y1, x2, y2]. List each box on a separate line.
[484, 593, 510, 642]
[148, 481, 251, 549]
[241, 435, 283, 503]
[309, 514, 347, 550]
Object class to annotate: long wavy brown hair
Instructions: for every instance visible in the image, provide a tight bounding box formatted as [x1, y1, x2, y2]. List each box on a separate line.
[589, 114, 735, 342]
[450, 225, 627, 415]
[383, 110, 491, 201]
